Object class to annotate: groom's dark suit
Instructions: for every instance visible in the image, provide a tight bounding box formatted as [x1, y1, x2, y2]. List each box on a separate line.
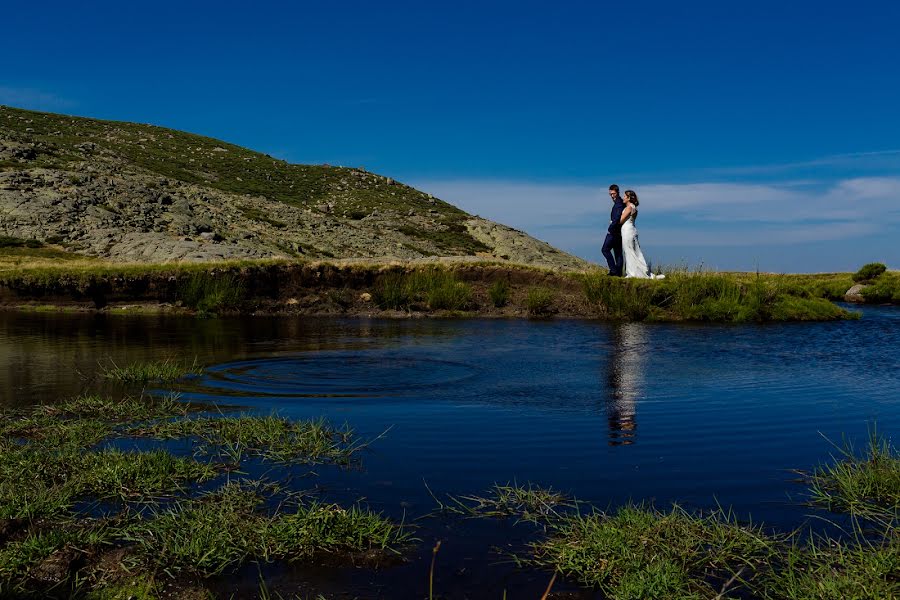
[602, 198, 625, 276]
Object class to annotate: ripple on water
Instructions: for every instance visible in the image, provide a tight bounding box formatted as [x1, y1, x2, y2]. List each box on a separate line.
[179, 351, 477, 399]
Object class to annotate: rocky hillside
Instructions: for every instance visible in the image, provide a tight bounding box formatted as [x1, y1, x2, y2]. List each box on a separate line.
[0, 106, 588, 269]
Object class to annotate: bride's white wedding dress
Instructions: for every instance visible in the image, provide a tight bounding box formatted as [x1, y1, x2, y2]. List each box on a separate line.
[621, 206, 664, 279]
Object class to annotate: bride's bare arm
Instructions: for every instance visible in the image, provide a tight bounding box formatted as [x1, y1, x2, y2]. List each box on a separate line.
[619, 205, 633, 225]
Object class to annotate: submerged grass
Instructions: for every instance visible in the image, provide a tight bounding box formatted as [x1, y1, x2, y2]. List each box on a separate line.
[760, 533, 900, 600]
[805, 430, 900, 523]
[125, 481, 409, 577]
[0, 442, 218, 519]
[37, 393, 190, 422]
[100, 359, 203, 384]
[130, 414, 360, 465]
[444, 482, 576, 523]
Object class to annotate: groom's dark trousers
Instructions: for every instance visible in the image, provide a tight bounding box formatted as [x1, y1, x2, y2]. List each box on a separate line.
[602, 199, 625, 276]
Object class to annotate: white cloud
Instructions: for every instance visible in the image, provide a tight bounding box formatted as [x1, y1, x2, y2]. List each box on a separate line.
[410, 176, 900, 270]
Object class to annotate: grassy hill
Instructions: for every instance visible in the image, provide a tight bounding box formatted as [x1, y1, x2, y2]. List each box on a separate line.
[0, 105, 587, 268]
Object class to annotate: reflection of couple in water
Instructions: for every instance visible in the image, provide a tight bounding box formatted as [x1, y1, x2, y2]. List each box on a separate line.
[604, 323, 647, 446]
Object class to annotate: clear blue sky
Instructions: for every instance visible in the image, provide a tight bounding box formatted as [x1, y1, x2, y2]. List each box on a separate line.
[3, 1, 899, 271]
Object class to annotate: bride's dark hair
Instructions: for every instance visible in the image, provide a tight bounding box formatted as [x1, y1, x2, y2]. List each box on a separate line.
[625, 190, 639, 206]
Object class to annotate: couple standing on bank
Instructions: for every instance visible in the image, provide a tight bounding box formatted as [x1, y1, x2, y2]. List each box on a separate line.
[601, 184, 664, 279]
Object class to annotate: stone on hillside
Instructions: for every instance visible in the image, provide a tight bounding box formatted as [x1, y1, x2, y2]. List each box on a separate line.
[845, 284, 867, 303]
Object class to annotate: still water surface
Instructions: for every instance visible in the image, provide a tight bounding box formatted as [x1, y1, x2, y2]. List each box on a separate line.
[2, 307, 898, 597]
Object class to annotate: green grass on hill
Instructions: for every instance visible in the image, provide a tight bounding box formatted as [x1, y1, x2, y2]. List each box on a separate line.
[0, 105, 489, 255]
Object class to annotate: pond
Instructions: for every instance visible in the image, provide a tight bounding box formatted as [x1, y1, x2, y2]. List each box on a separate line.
[2, 306, 898, 598]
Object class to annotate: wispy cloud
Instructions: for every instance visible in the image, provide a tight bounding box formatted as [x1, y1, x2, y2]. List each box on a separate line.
[0, 85, 74, 111]
[701, 150, 900, 177]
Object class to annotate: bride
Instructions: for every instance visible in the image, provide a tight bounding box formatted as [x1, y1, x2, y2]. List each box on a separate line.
[620, 190, 664, 279]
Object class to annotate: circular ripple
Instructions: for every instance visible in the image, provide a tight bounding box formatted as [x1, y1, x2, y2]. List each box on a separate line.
[182, 352, 476, 398]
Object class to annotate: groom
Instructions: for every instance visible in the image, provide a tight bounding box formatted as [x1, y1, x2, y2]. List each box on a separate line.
[602, 184, 625, 276]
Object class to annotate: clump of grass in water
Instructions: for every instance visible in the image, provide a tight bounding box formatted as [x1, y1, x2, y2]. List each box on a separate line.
[804, 429, 900, 523]
[178, 271, 245, 316]
[759, 532, 900, 600]
[100, 358, 203, 384]
[445, 482, 576, 523]
[125, 481, 410, 577]
[130, 414, 361, 465]
[488, 279, 510, 307]
[526, 287, 555, 316]
[36, 392, 190, 422]
[0, 443, 218, 519]
[530, 504, 777, 598]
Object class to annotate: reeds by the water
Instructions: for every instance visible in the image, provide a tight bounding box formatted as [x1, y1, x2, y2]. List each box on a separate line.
[578, 267, 856, 322]
[374, 267, 473, 311]
[100, 358, 203, 384]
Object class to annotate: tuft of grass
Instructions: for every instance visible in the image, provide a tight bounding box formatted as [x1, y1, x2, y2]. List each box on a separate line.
[0, 523, 116, 585]
[374, 268, 473, 311]
[130, 415, 360, 465]
[0, 442, 218, 519]
[447, 482, 575, 523]
[373, 272, 411, 310]
[526, 287, 555, 316]
[266, 501, 411, 560]
[488, 279, 510, 307]
[853, 262, 888, 282]
[860, 273, 900, 303]
[805, 430, 900, 523]
[79, 449, 218, 501]
[580, 272, 653, 320]
[83, 575, 162, 600]
[531, 504, 776, 598]
[100, 359, 203, 384]
[37, 393, 190, 423]
[759, 533, 900, 600]
[178, 272, 244, 315]
[125, 481, 409, 577]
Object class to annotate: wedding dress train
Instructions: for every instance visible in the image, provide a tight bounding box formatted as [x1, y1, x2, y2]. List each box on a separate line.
[621, 207, 664, 279]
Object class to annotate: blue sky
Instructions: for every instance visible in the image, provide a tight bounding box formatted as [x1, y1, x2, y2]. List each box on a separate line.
[3, 1, 899, 271]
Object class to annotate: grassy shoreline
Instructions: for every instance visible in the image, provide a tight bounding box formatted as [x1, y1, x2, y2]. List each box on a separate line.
[0, 251, 878, 322]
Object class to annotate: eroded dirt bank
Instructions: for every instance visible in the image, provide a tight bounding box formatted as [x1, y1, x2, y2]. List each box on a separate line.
[0, 261, 593, 318]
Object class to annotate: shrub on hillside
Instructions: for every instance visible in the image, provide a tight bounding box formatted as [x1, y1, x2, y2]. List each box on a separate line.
[526, 287, 555, 316]
[0, 236, 43, 249]
[488, 280, 510, 307]
[853, 262, 887, 282]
